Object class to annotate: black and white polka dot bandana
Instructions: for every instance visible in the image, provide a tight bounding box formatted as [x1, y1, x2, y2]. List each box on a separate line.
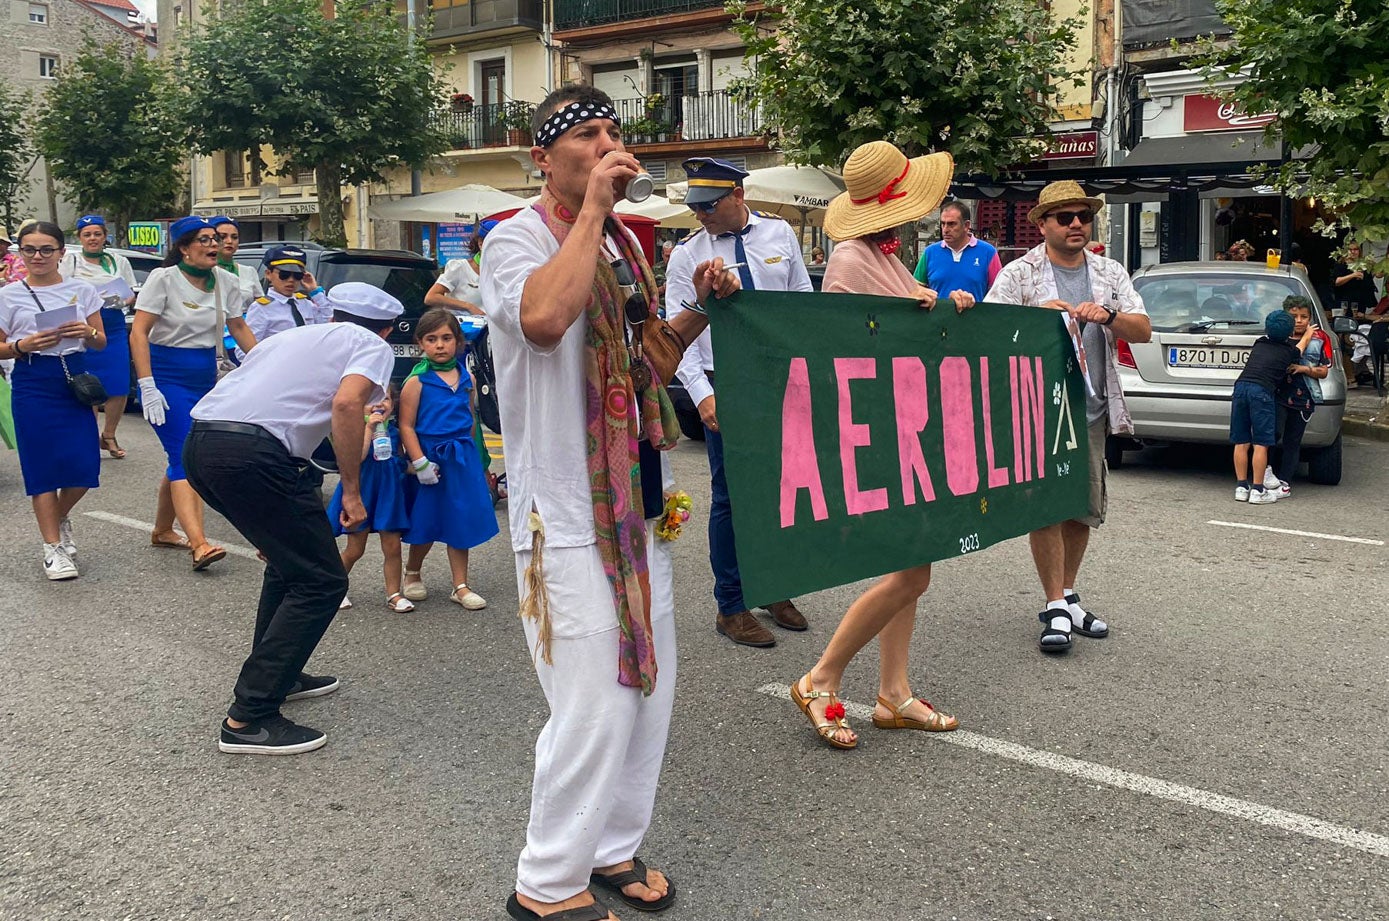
[534, 102, 621, 148]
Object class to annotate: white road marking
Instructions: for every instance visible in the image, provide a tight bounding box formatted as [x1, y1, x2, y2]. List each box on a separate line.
[82, 511, 262, 560]
[758, 683, 1389, 859]
[1207, 520, 1384, 546]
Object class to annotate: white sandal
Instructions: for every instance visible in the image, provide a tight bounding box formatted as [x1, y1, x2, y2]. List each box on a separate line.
[386, 592, 415, 613]
[338, 595, 353, 610]
[449, 582, 487, 610]
[402, 570, 427, 601]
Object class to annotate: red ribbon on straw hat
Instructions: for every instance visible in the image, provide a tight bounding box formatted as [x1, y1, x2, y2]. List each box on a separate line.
[851, 163, 911, 206]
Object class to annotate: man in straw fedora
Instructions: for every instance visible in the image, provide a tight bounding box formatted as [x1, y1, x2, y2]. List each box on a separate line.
[789, 140, 977, 750]
[984, 179, 1151, 654]
[666, 156, 815, 649]
[481, 82, 739, 921]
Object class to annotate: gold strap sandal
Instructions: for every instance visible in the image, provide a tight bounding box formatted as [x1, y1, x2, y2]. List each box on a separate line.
[790, 674, 857, 750]
[871, 695, 959, 732]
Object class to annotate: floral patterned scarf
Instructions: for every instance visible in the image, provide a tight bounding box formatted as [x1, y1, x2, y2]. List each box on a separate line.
[532, 188, 681, 694]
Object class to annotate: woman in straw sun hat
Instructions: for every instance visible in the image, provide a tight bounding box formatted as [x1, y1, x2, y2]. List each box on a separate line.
[790, 140, 972, 750]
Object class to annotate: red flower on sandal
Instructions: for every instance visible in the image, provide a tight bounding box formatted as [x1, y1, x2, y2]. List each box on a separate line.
[824, 701, 846, 721]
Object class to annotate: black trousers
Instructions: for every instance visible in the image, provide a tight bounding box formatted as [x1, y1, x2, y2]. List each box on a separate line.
[183, 426, 348, 723]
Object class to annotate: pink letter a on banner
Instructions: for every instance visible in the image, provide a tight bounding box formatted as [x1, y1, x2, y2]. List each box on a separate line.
[780, 357, 829, 528]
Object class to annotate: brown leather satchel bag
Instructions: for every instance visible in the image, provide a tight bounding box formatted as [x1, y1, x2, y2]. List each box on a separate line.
[642, 314, 687, 386]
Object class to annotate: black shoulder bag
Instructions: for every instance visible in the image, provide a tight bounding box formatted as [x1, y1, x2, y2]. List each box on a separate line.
[21, 281, 108, 407]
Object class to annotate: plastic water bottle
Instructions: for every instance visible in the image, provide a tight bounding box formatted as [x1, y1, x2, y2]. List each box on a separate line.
[372, 422, 392, 461]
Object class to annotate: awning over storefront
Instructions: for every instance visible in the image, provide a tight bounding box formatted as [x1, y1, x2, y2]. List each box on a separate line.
[193, 198, 320, 220]
[952, 134, 1289, 203]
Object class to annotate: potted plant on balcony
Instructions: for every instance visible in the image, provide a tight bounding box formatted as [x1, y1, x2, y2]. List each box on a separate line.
[624, 115, 668, 144]
[502, 100, 534, 146]
[449, 92, 474, 114]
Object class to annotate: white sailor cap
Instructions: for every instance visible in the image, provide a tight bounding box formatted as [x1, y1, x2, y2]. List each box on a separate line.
[326, 282, 404, 321]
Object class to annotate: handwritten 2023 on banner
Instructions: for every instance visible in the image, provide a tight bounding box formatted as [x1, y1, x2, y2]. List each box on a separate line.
[707, 292, 1091, 609]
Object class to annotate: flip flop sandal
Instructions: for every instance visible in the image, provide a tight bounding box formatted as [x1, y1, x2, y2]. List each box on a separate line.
[150, 531, 191, 550]
[192, 545, 227, 571]
[385, 592, 415, 613]
[589, 858, 676, 913]
[505, 893, 612, 921]
[871, 695, 959, 732]
[789, 674, 857, 750]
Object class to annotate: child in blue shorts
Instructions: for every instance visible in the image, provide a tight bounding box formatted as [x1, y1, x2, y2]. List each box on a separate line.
[1231, 310, 1302, 504]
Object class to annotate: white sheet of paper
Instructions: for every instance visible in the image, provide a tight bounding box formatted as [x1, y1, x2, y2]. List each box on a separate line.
[1061, 313, 1098, 398]
[93, 276, 134, 303]
[33, 304, 85, 356]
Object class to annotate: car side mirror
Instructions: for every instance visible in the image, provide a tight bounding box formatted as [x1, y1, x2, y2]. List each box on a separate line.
[1332, 316, 1358, 334]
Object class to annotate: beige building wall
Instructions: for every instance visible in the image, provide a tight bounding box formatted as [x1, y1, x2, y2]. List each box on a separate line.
[1053, 0, 1098, 122]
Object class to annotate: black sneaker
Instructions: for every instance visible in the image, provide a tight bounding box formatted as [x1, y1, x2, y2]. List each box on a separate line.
[219, 714, 327, 755]
[284, 674, 340, 702]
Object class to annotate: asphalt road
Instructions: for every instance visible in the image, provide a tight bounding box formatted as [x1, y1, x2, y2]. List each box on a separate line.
[2, 419, 1386, 921]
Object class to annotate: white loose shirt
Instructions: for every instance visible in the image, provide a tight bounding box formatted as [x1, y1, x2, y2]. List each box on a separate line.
[0, 278, 103, 347]
[482, 207, 646, 553]
[134, 266, 246, 349]
[664, 210, 813, 407]
[437, 257, 482, 308]
[191, 323, 394, 459]
[59, 250, 137, 289]
[227, 263, 264, 311]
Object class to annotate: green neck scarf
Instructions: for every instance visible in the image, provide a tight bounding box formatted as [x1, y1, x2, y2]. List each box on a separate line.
[217, 256, 238, 271]
[407, 356, 458, 378]
[83, 251, 114, 273]
[179, 260, 216, 292]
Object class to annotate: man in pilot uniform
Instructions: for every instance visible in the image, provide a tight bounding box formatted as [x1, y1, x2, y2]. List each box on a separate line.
[242, 245, 333, 352]
[665, 157, 815, 648]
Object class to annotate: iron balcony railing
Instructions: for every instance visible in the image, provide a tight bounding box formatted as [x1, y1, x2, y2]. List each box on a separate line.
[430, 0, 543, 41]
[432, 102, 537, 150]
[554, 0, 725, 31]
[609, 90, 762, 144]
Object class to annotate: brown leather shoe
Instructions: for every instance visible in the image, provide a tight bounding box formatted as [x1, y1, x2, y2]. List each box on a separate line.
[715, 611, 776, 647]
[762, 600, 807, 631]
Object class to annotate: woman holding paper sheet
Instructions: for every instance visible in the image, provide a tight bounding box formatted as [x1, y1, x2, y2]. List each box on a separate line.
[0, 221, 107, 581]
[60, 214, 137, 459]
[790, 142, 975, 750]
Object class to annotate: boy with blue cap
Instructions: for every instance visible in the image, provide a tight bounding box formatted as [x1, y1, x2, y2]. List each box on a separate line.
[666, 156, 815, 647]
[244, 245, 331, 348]
[187, 282, 403, 755]
[1230, 309, 1302, 504]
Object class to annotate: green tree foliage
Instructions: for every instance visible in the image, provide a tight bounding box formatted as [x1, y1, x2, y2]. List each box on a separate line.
[179, 0, 449, 248]
[1200, 1, 1389, 272]
[729, 0, 1084, 171]
[0, 87, 35, 234]
[33, 41, 184, 235]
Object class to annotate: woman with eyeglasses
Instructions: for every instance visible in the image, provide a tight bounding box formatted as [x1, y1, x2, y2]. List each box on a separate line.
[130, 215, 257, 570]
[0, 222, 107, 580]
[59, 214, 138, 459]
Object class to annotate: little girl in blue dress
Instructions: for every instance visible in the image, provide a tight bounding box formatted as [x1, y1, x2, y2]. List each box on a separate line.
[399, 308, 499, 609]
[328, 390, 417, 612]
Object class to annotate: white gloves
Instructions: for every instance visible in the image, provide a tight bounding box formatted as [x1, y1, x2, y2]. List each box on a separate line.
[138, 376, 168, 427]
[412, 456, 440, 486]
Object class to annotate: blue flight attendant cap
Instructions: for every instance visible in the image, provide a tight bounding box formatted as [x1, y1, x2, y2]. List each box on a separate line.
[75, 214, 106, 230]
[168, 215, 213, 242]
[209, 215, 238, 229]
[477, 218, 500, 240]
[682, 157, 750, 205]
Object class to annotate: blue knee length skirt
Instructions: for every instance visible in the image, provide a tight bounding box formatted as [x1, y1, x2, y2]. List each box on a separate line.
[12, 354, 100, 496]
[150, 343, 216, 482]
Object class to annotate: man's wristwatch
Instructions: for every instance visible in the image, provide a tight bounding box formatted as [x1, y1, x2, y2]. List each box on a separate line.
[1102, 305, 1118, 326]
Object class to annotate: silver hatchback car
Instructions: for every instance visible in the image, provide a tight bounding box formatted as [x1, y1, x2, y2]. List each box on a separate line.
[1113, 261, 1351, 485]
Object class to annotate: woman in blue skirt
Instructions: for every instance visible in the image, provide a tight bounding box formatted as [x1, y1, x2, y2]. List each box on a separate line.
[399, 308, 498, 609]
[130, 215, 257, 570]
[0, 222, 107, 580]
[60, 214, 137, 459]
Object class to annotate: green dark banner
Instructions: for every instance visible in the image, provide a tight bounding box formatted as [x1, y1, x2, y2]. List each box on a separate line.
[707, 292, 1091, 609]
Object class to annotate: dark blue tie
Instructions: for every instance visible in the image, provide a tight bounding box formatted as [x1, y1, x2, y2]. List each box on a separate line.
[718, 224, 756, 291]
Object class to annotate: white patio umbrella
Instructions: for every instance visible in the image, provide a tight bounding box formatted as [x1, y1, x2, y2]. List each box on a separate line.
[615, 194, 700, 230]
[369, 184, 534, 223]
[667, 164, 844, 241]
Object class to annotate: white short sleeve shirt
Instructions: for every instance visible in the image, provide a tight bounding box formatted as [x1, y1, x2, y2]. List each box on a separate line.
[0, 278, 103, 346]
[135, 266, 247, 349]
[482, 207, 644, 552]
[191, 323, 395, 458]
[437, 257, 482, 307]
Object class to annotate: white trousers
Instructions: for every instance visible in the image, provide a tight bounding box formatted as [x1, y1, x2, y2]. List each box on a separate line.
[514, 523, 677, 902]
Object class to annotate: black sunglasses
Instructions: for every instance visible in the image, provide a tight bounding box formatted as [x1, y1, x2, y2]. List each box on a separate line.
[1050, 209, 1095, 226]
[277, 269, 304, 279]
[687, 199, 723, 215]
